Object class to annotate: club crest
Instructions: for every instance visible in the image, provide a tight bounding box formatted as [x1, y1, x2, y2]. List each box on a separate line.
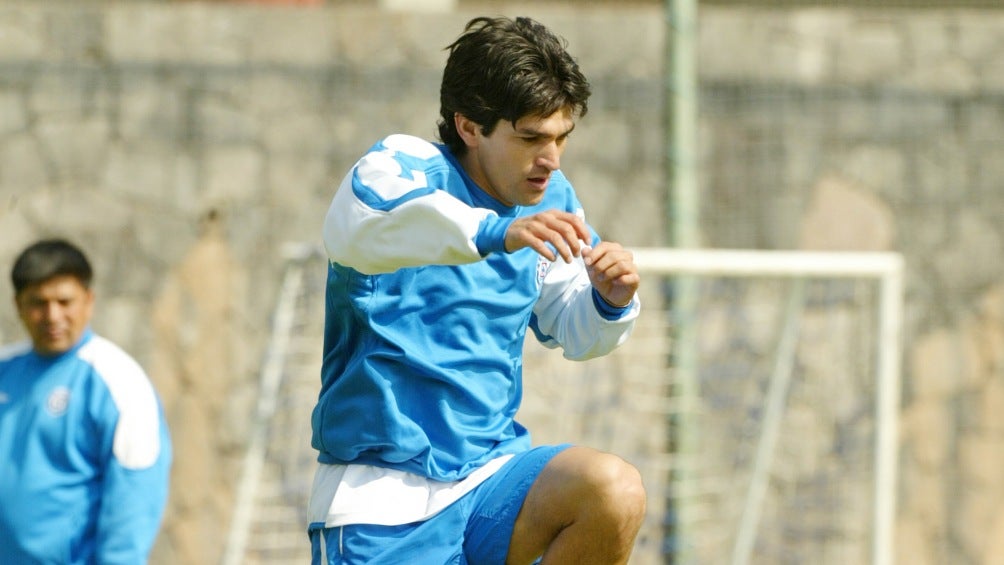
[536, 255, 551, 288]
[46, 386, 71, 417]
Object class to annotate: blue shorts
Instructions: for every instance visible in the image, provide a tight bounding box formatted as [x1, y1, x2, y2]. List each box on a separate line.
[309, 444, 569, 565]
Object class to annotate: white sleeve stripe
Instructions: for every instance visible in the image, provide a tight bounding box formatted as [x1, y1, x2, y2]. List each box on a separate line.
[324, 180, 489, 275]
[533, 255, 640, 360]
[78, 337, 163, 470]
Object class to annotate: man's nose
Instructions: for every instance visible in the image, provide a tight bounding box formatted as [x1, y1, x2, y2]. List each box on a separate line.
[42, 302, 61, 321]
[537, 141, 561, 171]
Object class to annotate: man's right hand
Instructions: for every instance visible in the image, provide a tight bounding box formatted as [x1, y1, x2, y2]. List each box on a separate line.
[504, 210, 592, 263]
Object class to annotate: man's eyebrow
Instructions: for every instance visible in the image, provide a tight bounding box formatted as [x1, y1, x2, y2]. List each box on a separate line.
[515, 123, 576, 137]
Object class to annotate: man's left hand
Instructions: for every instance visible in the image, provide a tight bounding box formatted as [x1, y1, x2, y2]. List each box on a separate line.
[583, 242, 639, 308]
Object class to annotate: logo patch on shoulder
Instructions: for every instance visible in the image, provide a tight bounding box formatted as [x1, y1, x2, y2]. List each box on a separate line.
[46, 386, 71, 417]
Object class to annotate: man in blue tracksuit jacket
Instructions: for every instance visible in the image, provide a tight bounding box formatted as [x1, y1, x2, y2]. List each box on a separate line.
[308, 16, 647, 565]
[0, 239, 171, 564]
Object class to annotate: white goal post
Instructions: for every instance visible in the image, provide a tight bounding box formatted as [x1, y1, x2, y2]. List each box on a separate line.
[631, 247, 904, 565]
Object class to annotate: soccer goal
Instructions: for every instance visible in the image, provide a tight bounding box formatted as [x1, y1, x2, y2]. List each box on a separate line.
[224, 245, 904, 565]
[518, 247, 904, 565]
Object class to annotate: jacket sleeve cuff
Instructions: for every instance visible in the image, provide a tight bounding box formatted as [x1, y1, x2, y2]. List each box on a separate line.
[591, 288, 634, 320]
[474, 215, 516, 256]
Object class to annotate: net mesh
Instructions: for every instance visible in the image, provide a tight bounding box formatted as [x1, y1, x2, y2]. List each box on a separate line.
[519, 269, 887, 565]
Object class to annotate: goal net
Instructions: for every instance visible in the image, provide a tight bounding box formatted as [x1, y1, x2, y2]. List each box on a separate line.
[224, 245, 904, 565]
[518, 247, 904, 565]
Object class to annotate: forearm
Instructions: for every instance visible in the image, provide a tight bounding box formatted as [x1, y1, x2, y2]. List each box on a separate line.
[95, 451, 171, 563]
[323, 140, 513, 274]
[533, 258, 640, 360]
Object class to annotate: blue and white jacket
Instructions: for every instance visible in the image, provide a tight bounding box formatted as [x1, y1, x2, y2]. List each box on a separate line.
[0, 328, 171, 564]
[311, 134, 639, 483]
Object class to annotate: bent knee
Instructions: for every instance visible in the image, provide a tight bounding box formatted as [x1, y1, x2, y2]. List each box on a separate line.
[570, 449, 647, 519]
[578, 451, 647, 552]
[599, 454, 647, 515]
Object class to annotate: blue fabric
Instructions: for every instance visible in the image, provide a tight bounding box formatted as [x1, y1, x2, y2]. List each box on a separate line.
[0, 329, 171, 564]
[309, 444, 568, 565]
[312, 137, 595, 481]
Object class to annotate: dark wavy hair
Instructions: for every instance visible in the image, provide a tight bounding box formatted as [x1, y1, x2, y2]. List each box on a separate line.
[11, 239, 93, 296]
[437, 16, 592, 156]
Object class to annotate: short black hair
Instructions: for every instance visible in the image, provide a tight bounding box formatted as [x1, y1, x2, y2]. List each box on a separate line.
[437, 16, 592, 156]
[11, 239, 93, 296]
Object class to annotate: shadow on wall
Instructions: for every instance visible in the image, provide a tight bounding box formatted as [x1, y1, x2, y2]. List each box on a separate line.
[149, 210, 256, 565]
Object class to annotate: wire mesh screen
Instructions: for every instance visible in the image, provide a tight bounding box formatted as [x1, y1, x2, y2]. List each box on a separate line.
[680, 277, 882, 565]
[223, 248, 328, 565]
[693, 6, 1004, 564]
[519, 264, 893, 565]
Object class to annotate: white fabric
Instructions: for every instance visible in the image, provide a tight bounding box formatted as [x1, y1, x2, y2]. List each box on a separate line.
[322, 136, 495, 276]
[533, 248, 641, 360]
[78, 336, 163, 470]
[308, 454, 514, 527]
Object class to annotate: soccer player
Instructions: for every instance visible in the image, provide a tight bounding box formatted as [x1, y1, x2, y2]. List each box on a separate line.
[308, 16, 645, 564]
[0, 239, 172, 564]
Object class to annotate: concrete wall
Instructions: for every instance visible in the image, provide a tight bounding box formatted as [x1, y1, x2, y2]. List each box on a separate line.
[1, 2, 1003, 564]
[697, 7, 1004, 565]
[0, 3, 665, 563]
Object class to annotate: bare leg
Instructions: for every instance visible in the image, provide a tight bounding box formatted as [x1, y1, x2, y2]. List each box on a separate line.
[506, 446, 646, 565]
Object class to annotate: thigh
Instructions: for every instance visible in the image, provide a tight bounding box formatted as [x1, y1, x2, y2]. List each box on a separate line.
[464, 445, 570, 565]
[506, 446, 643, 564]
[308, 446, 570, 565]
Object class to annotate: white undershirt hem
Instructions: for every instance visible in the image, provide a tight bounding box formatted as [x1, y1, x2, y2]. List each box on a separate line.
[307, 454, 514, 528]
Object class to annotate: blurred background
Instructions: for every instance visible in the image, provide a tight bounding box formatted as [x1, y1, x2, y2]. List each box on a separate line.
[0, 0, 1002, 563]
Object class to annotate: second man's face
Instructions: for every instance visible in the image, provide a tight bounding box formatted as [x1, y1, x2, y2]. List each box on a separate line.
[461, 108, 576, 207]
[15, 275, 94, 356]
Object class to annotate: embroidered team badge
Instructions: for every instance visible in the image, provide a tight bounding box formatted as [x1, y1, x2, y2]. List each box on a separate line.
[46, 386, 71, 417]
[535, 255, 552, 288]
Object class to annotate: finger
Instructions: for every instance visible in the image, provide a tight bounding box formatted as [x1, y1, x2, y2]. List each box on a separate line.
[569, 217, 592, 245]
[543, 215, 587, 259]
[587, 247, 634, 274]
[532, 214, 585, 262]
[610, 270, 641, 289]
[547, 230, 577, 263]
[530, 238, 558, 261]
[505, 211, 590, 262]
[597, 270, 641, 304]
[582, 241, 616, 264]
[590, 259, 639, 293]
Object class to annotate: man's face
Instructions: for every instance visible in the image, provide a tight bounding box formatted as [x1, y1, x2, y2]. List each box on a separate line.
[15, 275, 94, 355]
[461, 107, 576, 207]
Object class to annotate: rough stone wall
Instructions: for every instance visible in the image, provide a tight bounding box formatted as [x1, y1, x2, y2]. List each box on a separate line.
[697, 6, 1004, 565]
[0, 2, 664, 563]
[1, 2, 1003, 564]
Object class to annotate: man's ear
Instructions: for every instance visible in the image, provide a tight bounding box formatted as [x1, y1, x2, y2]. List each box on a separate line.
[454, 113, 481, 148]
